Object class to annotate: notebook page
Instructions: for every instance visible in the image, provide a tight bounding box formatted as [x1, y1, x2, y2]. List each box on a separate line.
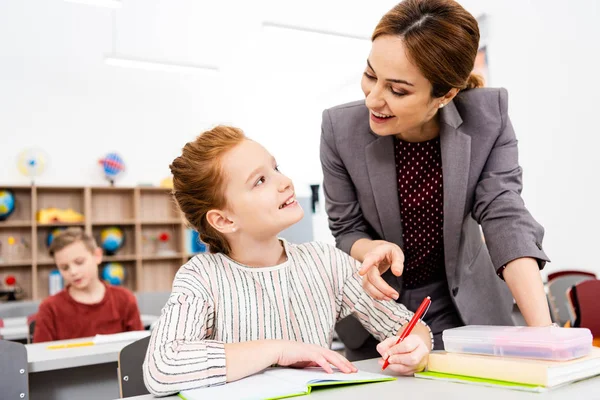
[179, 372, 305, 400]
[264, 366, 395, 385]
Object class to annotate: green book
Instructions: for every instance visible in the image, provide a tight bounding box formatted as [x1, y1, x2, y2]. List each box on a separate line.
[178, 367, 396, 400]
[415, 371, 548, 393]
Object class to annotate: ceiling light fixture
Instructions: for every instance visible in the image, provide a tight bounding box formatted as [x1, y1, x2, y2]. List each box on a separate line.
[64, 0, 122, 8]
[104, 56, 220, 75]
[262, 21, 369, 41]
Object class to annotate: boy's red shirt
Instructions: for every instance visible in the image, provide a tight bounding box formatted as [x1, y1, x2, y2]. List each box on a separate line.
[33, 282, 144, 343]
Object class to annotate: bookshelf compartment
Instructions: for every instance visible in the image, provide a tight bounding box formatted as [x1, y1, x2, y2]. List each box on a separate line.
[91, 188, 135, 223]
[36, 188, 85, 224]
[141, 224, 181, 257]
[0, 227, 33, 265]
[92, 225, 136, 258]
[141, 259, 181, 292]
[0, 187, 32, 222]
[139, 189, 179, 222]
[0, 267, 33, 301]
[37, 265, 62, 299]
[99, 260, 137, 292]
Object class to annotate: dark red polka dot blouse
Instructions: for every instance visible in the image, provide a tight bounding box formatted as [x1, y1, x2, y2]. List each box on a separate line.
[394, 136, 446, 289]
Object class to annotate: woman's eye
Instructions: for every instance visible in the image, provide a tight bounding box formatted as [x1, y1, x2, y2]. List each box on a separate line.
[275, 165, 280, 172]
[391, 88, 407, 97]
[363, 72, 376, 80]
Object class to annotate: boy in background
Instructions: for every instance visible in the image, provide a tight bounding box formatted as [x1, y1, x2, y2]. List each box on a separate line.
[33, 227, 143, 343]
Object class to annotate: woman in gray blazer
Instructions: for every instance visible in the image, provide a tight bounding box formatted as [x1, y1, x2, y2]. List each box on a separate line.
[320, 0, 552, 361]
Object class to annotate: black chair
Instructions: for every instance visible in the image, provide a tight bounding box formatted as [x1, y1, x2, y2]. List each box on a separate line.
[117, 335, 151, 398]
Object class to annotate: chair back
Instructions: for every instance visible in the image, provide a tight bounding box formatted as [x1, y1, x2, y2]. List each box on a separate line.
[117, 335, 151, 398]
[548, 270, 596, 282]
[0, 339, 29, 399]
[547, 274, 595, 325]
[571, 279, 600, 337]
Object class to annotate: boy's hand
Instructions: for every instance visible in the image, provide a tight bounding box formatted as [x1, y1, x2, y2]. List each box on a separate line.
[376, 334, 429, 375]
[276, 341, 357, 374]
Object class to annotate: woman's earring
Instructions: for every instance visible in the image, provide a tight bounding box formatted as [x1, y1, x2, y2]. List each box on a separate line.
[439, 103, 445, 108]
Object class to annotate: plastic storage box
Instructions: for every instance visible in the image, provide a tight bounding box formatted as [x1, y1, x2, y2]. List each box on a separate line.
[443, 325, 593, 361]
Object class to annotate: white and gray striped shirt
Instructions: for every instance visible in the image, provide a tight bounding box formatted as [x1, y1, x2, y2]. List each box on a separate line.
[143, 240, 431, 396]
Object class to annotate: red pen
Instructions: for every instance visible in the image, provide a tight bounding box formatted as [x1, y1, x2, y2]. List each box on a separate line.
[381, 295, 432, 371]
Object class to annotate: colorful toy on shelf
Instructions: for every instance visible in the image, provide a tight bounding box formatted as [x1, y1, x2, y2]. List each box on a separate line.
[102, 262, 125, 285]
[99, 152, 125, 186]
[37, 207, 85, 224]
[100, 227, 124, 255]
[0, 275, 24, 301]
[46, 228, 66, 247]
[160, 176, 173, 189]
[156, 231, 177, 255]
[0, 189, 15, 221]
[49, 269, 64, 296]
[186, 229, 207, 255]
[17, 147, 48, 184]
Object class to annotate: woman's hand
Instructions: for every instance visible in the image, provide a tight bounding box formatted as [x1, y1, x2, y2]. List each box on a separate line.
[276, 341, 357, 374]
[358, 241, 404, 300]
[376, 334, 429, 375]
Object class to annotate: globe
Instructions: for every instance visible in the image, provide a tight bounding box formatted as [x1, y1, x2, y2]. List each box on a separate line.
[0, 190, 15, 221]
[46, 228, 66, 247]
[102, 262, 125, 285]
[100, 227, 124, 255]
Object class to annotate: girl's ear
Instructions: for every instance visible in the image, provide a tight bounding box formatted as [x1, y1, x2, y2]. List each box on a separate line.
[206, 209, 236, 234]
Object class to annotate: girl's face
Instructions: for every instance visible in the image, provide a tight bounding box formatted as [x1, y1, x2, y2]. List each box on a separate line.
[217, 140, 304, 239]
[361, 35, 446, 142]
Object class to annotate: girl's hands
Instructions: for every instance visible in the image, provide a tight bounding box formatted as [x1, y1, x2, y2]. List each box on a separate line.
[276, 341, 357, 374]
[376, 334, 429, 375]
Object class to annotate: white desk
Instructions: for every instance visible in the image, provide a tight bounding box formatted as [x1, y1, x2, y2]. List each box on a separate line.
[121, 357, 600, 400]
[0, 314, 157, 341]
[27, 332, 149, 400]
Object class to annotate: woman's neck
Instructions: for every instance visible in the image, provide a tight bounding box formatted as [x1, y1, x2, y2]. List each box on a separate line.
[395, 112, 441, 142]
[227, 235, 287, 267]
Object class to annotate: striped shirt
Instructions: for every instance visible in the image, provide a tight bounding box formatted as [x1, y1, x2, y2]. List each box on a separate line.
[143, 240, 431, 396]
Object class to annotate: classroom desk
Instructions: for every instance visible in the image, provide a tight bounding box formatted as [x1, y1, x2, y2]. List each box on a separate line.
[120, 357, 600, 400]
[26, 332, 150, 400]
[0, 314, 157, 341]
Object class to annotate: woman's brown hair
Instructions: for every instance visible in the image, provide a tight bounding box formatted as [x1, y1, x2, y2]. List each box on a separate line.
[170, 126, 246, 255]
[373, 0, 484, 98]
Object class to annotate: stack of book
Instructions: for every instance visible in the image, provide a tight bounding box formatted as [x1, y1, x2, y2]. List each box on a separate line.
[416, 325, 600, 392]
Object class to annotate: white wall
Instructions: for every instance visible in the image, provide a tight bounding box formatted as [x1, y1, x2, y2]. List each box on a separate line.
[0, 0, 598, 274]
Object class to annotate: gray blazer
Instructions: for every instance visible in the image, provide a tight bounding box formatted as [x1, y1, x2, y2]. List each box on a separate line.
[320, 88, 550, 349]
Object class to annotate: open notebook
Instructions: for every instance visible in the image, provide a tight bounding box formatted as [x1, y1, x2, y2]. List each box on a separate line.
[178, 367, 396, 400]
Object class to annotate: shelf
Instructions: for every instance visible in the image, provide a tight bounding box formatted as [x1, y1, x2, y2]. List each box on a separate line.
[0, 260, 33, 267]
[92, 220, 136, 226]
[0, 221, 32, 228]
[142, 253, 183, 261]
[37, 222, 86, 227]
[103, 255, 138, 263]
[36, 258, 56, 266]
[140, 219, 183, 225]
[1, 185, 187, 300]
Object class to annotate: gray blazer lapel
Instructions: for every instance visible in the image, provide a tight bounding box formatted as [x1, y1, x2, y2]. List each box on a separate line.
[365, 136, 404, 248]
[440, 102, 471, 284]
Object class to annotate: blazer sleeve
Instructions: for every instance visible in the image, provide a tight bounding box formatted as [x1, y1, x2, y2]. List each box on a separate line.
[320, 109, 374, 254]
[471, 88, 550, 272]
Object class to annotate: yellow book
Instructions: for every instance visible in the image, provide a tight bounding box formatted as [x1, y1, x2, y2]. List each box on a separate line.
[423, 347, 600, 388]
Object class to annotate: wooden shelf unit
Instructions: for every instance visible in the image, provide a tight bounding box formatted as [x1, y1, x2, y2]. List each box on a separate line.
[0, 186, 191, 301]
